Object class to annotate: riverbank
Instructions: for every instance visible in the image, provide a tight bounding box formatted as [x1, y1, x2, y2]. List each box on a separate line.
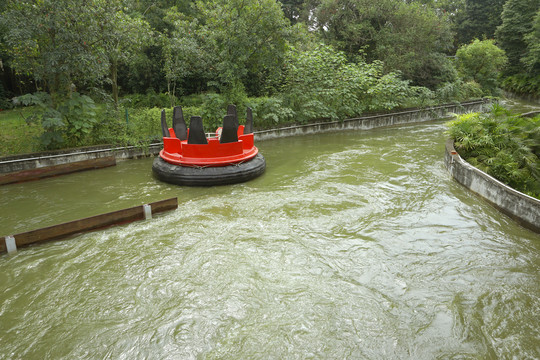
[0, 99, 490, 182]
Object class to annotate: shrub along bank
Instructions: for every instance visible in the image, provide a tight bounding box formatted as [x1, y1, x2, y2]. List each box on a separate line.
[446, 104, 540, 199]
[2, 45, 487, 157]
[2, 92, 483, 157]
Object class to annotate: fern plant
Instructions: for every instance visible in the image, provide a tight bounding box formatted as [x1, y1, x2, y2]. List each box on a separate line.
[446, 105, 540, 198]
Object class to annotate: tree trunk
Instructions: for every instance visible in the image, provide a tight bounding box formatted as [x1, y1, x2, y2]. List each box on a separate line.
[111, 60, 119, 107]
[50, 73, 61, 108]
[167, 79, 176, 108]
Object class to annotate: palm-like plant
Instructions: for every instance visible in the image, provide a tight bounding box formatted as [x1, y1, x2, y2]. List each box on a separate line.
[447, 104, 540, 198]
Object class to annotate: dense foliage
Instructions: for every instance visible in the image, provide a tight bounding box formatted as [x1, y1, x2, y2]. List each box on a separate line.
[16, 92, 98, 149]
[0, 0, 150, 104]
[0, 0, 538, 153]
[455, 39, 507, 95]
[455, 0, 506, 45]
[0, 0, 512, 102]
[310, 0, 456, 89]
[447, 105, 540, 198]
[495, 0, 540, 95]
[281, 44, 413, 122]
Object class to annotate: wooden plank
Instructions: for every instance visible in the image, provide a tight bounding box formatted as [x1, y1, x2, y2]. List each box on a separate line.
[0, 156, 116, 185]
[0, 198, 178, 254]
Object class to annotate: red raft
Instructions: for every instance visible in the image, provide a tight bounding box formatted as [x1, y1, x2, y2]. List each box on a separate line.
[152, 105, 266, 186]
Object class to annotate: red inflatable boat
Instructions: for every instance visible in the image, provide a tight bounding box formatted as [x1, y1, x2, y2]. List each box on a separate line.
[152, 105, 266, 186]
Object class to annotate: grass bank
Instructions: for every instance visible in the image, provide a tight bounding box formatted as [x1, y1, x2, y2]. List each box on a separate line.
[0, 107, 42, 155]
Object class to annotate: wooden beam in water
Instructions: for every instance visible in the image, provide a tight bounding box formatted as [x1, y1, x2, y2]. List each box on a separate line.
[0, 198, 178, 254]
[0, 156, 116, 186]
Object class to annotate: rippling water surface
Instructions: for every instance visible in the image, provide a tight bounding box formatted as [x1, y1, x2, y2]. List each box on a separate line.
[1, 120, 539, 359]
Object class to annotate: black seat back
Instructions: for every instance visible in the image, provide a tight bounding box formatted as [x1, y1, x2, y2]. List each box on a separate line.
[227, 104, 238, 128]
[220, 115, 239, 143]
[173, 106, 187, 140]
[161, 109, 170, 137]
[244, 107, 253, 134]
[187, 116, 208, 144]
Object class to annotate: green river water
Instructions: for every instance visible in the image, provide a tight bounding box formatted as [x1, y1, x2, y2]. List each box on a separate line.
[1, 102, 539, 359]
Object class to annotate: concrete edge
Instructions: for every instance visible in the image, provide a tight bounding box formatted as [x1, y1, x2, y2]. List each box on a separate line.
[1, 99, 490, 175]
[253, 99, 490, 141]
[0, 144, 163, 175]
[444, 139, 540, 234]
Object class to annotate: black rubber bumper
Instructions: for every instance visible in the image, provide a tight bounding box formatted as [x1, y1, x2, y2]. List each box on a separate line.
[152, 153, 266, 186]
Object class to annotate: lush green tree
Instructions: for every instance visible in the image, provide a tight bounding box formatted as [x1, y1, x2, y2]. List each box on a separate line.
[373, 2, 456, 88]
[1, 0, 155, 148]
[404, 0, 465, 15]
[1, 0, 110, 103]
[420, 0, 466, 16]
[522, 9, 540, 78]
[162, 11, 212, 105]
[115, 1, 198, 96]
[281, 44, 414, 122]
[278, 0, 304, 24]
[0, 4, 12, 106]
[129, 0, 197, 35]
[1, 0, 151, 105]
[455, 39, 507, 94]
[454, 0, 505, 45]
[117, 46, 167, 95]
[312, 0, 455, 88]
[312, 0, 395, 58]
[97, 2, 152, 105]
[195, 0, 290, 96]
[495, 0, 539, 76]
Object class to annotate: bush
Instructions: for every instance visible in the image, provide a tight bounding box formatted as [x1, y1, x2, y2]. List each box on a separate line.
[501, 73, 540, 97]
[365, 71, 413, 111]
[446, 105, 540, 198]
[200, 93, 227, 131]
[122, 89, 175, 109]
[125, 103, 242, 141]
[125, 107, 167, 144]
[435, 80, 484, 103]
[281, 44, 417, 123]
[246, 97, 295, 128]
[124, 94, 296, 142]
[402, 86, 436, 107]
[455, 39, 508, 95]
[179, 93, 206, 107]
[16, 92, 98, 150]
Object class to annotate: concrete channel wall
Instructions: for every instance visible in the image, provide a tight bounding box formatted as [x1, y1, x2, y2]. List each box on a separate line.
[503, 91, 540, 104]
[0, 99, 490, 175]
[0, 143, 162, 174]
[444, 140, 540, 233]
[254, 99, 490, 141]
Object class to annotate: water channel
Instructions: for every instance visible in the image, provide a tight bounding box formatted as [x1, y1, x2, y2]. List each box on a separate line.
[1, 104, 539, 359]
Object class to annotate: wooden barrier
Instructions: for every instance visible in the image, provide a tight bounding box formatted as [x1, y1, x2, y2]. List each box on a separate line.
[0, 156, 116, 185]
[1, 197, 178, 254]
